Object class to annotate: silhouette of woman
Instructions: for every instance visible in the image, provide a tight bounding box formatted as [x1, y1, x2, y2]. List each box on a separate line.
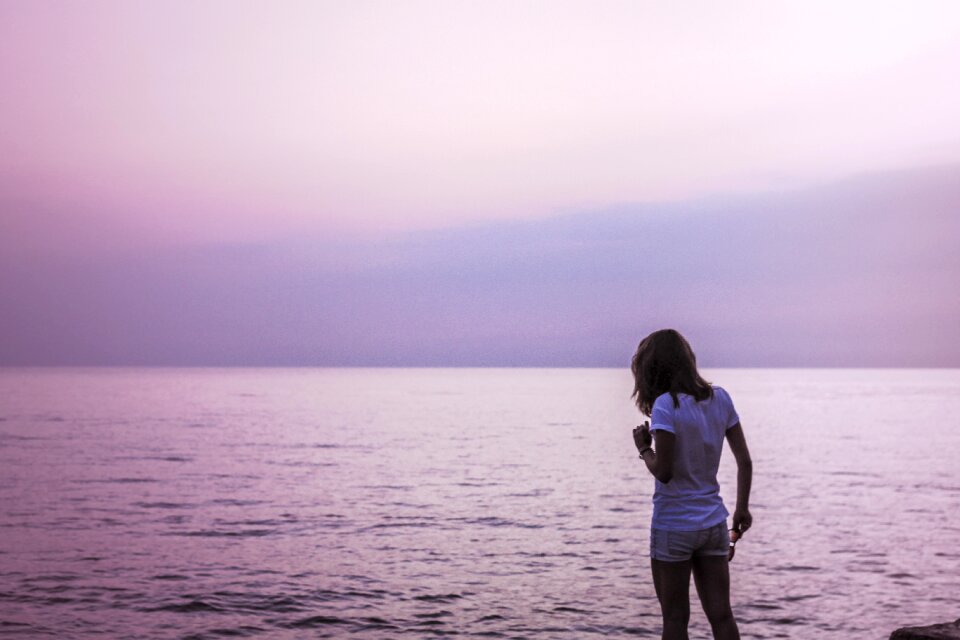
[631, 329, 753, 640]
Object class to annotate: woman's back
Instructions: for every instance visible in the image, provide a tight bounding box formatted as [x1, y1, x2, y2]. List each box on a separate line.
[649, 385, 740, 530]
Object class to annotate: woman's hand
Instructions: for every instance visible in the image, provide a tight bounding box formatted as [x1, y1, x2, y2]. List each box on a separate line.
[633, 421, 652, 452]
[733, 508, 752, 535]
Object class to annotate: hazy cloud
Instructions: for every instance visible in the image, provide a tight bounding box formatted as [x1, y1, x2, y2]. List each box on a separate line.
[2, 165, 957, 366]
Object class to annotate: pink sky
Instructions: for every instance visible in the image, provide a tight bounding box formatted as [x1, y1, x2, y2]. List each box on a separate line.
[3, 1, 960, 250]
[2, 2, 960, 366]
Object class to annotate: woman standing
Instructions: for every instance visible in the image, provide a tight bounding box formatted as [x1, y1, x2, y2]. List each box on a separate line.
[631, 329, 753, 640]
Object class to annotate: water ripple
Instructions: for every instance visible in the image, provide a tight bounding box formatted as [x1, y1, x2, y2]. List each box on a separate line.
[1, 368, 959, 638]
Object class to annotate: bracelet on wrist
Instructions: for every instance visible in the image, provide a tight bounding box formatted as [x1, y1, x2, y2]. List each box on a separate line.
[638, 446, 653, 458]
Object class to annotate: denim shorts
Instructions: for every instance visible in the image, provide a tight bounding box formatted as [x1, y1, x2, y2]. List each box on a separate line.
[650, 522, 729, 562]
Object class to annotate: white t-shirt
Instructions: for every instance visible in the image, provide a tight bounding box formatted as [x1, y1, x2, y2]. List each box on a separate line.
[649, 385, 740, 531]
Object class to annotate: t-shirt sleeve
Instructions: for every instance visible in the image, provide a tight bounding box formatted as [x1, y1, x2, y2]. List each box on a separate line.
[718, 387, 740, 430]
[650, 394, 675, 434]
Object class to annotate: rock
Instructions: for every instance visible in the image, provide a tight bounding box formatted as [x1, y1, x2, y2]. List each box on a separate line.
[891, 619, 960, 639]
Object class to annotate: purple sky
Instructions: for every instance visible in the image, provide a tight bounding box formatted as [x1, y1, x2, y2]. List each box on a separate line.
[1, 2, 959, 366]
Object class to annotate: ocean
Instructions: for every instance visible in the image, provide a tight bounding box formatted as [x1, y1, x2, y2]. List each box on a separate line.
[1, 367, 958, 639]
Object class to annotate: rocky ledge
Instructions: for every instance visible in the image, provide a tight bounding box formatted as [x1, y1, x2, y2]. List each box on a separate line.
[891, 619, 960, 639]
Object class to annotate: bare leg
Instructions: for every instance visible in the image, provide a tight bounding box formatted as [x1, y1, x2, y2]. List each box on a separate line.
[651, 558, 692, 640]
[692, 555, 740, 640]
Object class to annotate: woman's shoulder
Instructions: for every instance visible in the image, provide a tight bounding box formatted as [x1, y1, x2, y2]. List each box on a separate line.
[652, 391, 675, 411]
[710, 385, 734, 403]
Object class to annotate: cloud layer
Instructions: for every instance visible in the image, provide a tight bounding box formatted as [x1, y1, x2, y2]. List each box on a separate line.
[2, 165, 957, 366]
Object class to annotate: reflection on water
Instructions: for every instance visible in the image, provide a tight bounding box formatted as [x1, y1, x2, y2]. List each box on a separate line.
[1, 367, 959, 638]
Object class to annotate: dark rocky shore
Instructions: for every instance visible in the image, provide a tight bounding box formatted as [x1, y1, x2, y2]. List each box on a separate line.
[891, 619, 960, 639]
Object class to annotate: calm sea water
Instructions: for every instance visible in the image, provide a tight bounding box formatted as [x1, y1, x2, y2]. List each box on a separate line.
[1, 368, 959, 639]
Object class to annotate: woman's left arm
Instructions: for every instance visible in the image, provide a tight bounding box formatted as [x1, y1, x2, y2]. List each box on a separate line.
[633, 422, 675, 483]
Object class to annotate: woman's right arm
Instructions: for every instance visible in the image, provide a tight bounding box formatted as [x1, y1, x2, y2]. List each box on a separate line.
[726, 422, 753, 534]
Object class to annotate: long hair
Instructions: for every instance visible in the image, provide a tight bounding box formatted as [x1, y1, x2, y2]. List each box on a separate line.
[631, 329, 712, 416]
